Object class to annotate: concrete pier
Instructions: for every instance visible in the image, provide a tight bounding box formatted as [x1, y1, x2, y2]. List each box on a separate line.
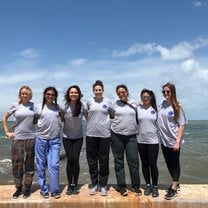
[0, 184, 207, 208]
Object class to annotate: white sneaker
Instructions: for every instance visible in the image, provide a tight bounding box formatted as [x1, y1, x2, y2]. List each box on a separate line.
[100, 186, 108, 196]
[90, 185, 98, 195]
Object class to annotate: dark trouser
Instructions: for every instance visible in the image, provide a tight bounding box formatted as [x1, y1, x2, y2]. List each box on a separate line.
[12, 139, 35, 189]
[161, 144, 180, 181]
[86, 136, 110, 187]
[137, 143, 159, 186]
[111, 131, 140, 188]
[62, 137, 83, 186]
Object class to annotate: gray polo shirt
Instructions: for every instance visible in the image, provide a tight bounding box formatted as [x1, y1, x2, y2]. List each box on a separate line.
[111, 100, 138, 136]
[8, 102, 35, 140]
[62, 102, 86, 139]
[35, 103, 62, 140]
[137, 105, 159, 144]
[86, 97, 112, 138]
[157, 100, 187, 148]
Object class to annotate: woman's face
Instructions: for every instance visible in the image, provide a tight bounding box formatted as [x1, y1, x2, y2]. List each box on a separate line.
[20, 88, 31, 104]
[93, 85, 103, 98]
[141, 92, 151, 106]
[117, 87, 128, 102]
[162, 86, 171, 100]
[69, 87, 79, 101]
[45, 90, 56, 104]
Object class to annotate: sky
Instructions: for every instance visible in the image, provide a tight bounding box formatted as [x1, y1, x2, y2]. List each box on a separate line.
[0, 0, 208, 120]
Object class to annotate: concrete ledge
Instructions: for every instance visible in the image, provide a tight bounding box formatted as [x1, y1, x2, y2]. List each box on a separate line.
[0, 184, 208, 208]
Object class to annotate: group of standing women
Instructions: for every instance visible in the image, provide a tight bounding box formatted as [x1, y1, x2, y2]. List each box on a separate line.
[2, 81, 187, 201]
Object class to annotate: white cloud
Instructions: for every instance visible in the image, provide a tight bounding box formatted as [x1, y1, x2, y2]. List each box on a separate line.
[112, 43, 156, 57]
[181, 58, 208, 81]
[17, 48, 41, 59]
[112, 37, 208, 61]
[192, 1, 207, 7]
[0, 72, 45, 84]
[181, 59, 199, 72]
[68, 58, 87, 66]
[156, 43, 193, 60]
[1, 41, 208, 120]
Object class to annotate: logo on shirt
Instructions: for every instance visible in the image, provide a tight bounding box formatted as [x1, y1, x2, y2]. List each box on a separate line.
[151, 110, 155, 114]
[29, 106, 34, 111]
[168, 111, 174, 116]
[102, 104, 108, 110]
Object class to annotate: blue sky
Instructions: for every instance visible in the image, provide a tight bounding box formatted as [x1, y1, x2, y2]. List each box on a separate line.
[0, 0, 208, 120]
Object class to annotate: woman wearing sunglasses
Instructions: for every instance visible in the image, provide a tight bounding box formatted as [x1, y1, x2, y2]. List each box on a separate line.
[157, 82, 187, 200]
[137, 89, 159, 197]
[35, 87, 62, 199]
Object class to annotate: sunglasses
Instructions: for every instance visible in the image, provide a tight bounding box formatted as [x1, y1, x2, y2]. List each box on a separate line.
[142, 96, 150, 99]
[46, 93, 55, 97]
[162, 90, 171, 94]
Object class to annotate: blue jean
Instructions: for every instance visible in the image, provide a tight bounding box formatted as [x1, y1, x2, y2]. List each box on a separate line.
[35, 136, 61, 195]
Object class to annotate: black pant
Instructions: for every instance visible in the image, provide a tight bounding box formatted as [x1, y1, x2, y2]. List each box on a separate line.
[137, 143, 159, 186]
[161, 144, 180, 181]
[86, 136, 110, 187]
[63, 137, 83, 186]
[111, 131, 140, 188]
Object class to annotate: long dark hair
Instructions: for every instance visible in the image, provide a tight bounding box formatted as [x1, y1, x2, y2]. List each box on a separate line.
[141, 88, 157, 112]
[42, 86, 58, 110]
[162, 82, 180, 121]
[64, 85, 82, 117]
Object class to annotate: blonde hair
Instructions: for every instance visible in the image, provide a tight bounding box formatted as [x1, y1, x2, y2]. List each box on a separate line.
[18, 85, 33, 103]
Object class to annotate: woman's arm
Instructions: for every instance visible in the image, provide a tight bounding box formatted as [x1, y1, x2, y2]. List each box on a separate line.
[2, 112, 14, 139]
[173, 125, 185, 151]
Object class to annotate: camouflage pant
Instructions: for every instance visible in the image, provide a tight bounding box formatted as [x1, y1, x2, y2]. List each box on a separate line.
[12, 139, 35, 189]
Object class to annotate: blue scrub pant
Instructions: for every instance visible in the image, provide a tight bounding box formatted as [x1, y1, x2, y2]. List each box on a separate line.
[35, 137, 61, 195]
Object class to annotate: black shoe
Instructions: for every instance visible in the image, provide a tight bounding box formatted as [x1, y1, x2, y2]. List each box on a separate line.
[176, 183, 181, 191]
[13, 188, 22, 199]
[51, 192, 61, 199]
[151, 186, 159, 197]
[167, 183, 180, 192]
[73, 185, 80, 195]
[133, 186, 142, 196]
[165, 187, 177, 200]
[144, 185, 151, 196]
[40, 192, 49, 199]
[23, 188, 31, 198]
[66, 185, 74, 195]
[120, 187, 128, 196]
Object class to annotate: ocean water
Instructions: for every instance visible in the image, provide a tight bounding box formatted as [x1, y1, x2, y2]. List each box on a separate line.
[0, 120, 207, 185]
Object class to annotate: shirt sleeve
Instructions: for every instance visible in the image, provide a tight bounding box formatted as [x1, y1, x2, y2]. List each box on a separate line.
[177, 106, 187, 126]
[8, 103, 17, 115]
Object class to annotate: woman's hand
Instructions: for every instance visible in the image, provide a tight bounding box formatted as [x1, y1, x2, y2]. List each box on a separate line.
[173, 140, 180, 151]
[5, 132, 14, 139]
